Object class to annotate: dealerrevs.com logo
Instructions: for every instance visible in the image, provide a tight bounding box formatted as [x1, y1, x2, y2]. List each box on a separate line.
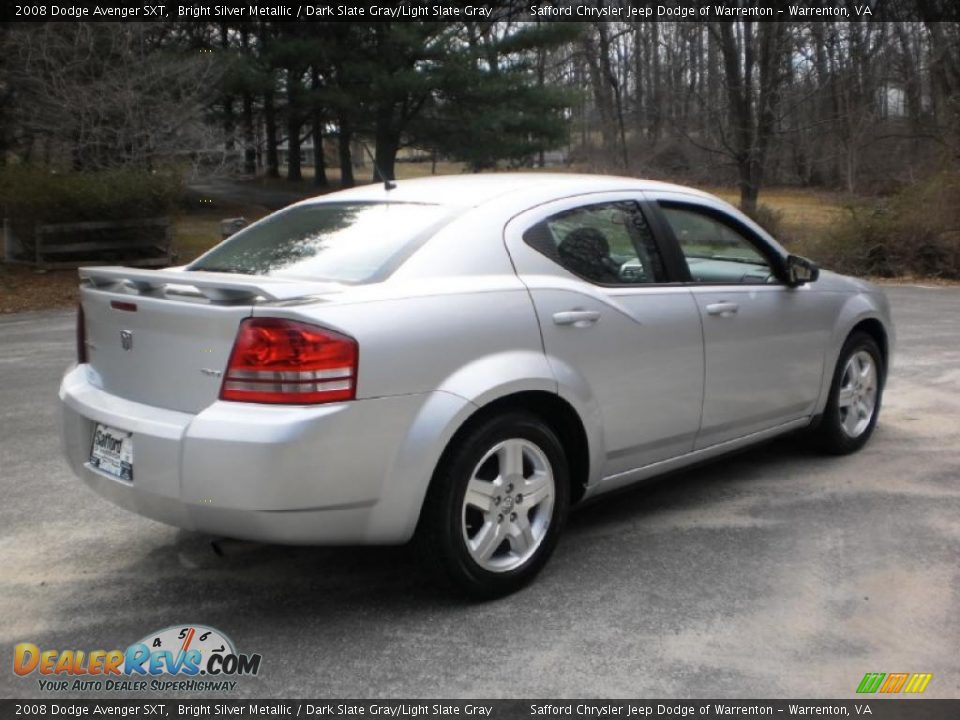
[13, 624, 262, 693]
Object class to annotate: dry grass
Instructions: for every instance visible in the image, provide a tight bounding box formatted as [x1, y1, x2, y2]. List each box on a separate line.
[171, 214, 224, 265]
[395, 161, 467, 179]
[698, 186, 849, 250]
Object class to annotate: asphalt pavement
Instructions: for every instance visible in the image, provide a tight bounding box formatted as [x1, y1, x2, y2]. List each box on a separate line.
[1, 285, 958, 699]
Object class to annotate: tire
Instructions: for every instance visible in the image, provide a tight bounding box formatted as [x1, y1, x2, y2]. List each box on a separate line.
[416, 411, 570, 599]
[813, 331, 885, 455]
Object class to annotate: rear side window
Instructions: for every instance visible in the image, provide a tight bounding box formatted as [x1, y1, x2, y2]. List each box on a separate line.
[189, 202, 454, 283]
[523, 201, 666, 285]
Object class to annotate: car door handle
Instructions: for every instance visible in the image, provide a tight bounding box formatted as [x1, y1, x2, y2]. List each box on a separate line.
[553, 310, 601, 327]
[705, 301, 739, 317]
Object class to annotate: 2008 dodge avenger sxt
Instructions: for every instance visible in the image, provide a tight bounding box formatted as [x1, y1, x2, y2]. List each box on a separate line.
[60, 174, 893, 596]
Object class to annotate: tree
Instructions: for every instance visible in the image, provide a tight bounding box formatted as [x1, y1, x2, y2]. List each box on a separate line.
[312, 22, 365, 187]
[2, 23, 222, 171]
[419, 21, 578, 172]
[237, 24, 260, 175]
[580, 22, 621, 166]
[711, 21, 792, 212]
[309, 66, 329, 188]
[257, 22, 280, 178]
[918, 6, 960, 153]
[0, 23, 11, 166]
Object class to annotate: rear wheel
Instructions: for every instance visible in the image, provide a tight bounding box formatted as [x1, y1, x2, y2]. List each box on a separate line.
[416, 412, 569, 598]
[813, 332, 884, 454]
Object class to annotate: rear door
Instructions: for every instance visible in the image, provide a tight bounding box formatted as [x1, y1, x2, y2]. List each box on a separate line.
[504, 193, 704, 478]
[644, 191, 838, 448]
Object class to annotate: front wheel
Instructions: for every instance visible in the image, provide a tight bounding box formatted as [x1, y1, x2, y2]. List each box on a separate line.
[813, 332, 885, 455]
[416, 412, 570, 598]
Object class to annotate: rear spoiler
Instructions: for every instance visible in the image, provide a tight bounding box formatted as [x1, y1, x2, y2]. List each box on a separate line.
[79, 267, 340, 303]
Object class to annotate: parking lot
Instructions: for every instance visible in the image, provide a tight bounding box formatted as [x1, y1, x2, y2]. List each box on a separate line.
[1, 285, 958, 699]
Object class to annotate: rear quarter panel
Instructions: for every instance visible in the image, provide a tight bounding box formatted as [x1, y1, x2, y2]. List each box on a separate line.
[253, 275, 557, 541]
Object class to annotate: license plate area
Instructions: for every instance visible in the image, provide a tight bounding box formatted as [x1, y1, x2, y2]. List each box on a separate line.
[89, 423, 134, 482]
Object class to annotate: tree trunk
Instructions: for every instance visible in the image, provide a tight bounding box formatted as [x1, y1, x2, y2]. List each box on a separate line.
[597, 22, 628, 170]
[373, 124, 400, 182]
[337, 116, 354, 188]
[920, 16, 960, 152]
[286, 67, 302, 182]
[809, 23, 833, 186]
[740, 176, 759, 212]
[312, 120, 328, 188]
[264, 88, 279, 178]
[537, 22, 546, 168]
[220, 23, 235, 153]
[258, 23, 279, 179]
[895, 24, 923, 131]
[649, 22, 661, 142]
[581, 24, 618, 162]
[222, 100, 235, 153]
[714, 21, 789, 213]
[373, 141, 398, 183]
[241, 92, 256, 175]
[310, 67, 328, 188]
[632, 22, 644, 136]
[373, 104, 399, 182]
[240, 26, 257, 175]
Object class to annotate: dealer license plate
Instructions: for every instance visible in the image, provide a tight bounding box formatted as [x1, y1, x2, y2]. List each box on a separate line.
[90, 423, 134, 482]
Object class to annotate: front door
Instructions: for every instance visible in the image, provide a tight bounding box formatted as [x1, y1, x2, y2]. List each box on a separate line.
[647, 192, 837, 448]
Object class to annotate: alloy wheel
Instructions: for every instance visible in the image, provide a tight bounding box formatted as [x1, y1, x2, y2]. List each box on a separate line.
[460, 438, 556, 573]
[838, 350, 878, 438]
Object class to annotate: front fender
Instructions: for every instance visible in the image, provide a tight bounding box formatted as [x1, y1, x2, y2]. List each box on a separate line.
[814, 292, 893, 415]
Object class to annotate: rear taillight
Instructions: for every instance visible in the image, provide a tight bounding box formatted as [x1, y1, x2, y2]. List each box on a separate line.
[76, 304, 88, 364]
[220, 318, 358, 404]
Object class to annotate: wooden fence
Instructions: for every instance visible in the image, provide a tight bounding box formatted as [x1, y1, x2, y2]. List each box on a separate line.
[2, 217, 172, 270]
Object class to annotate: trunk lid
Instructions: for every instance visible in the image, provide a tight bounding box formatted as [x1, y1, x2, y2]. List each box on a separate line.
[79, 267, 343, 413]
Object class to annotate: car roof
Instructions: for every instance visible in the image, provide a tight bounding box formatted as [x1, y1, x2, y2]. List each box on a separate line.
[298, 172, 717, 209]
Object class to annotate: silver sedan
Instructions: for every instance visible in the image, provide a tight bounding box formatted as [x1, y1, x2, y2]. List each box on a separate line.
[60, 174, 893, 597]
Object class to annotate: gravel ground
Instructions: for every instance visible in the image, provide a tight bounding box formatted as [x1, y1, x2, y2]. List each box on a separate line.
[0, 285, 958, 699]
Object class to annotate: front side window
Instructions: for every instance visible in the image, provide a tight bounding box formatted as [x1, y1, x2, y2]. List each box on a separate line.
[189, 202, 454, 283]
[659, 204, 775, 284]
[523, 201, 666, 285]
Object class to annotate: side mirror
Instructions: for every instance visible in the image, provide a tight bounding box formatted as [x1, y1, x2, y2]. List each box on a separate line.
[785, 255, 819, 287]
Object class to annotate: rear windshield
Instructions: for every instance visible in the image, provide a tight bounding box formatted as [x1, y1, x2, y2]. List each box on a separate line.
[188, 202, 453, 283]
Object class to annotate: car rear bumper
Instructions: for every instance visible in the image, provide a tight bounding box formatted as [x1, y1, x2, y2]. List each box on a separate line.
[59, 364, 469, 544]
